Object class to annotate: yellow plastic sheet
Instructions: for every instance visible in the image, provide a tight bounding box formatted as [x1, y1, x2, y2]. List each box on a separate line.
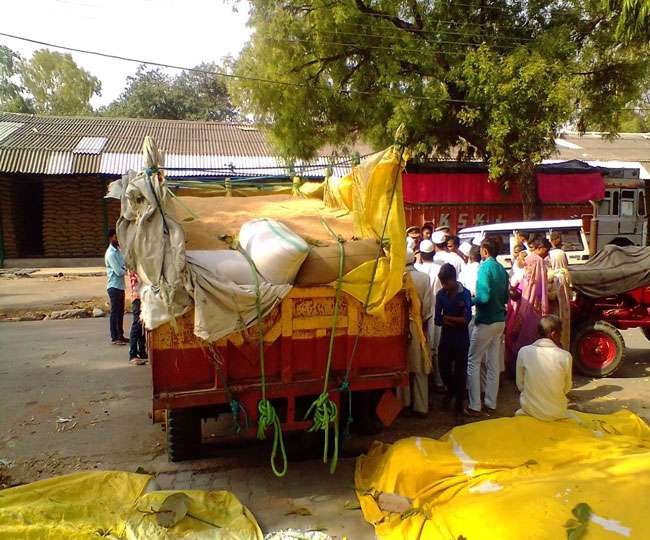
[355, 411, 650, 539]
[335, 147, 407, 316]
[0, 471, 263, 540]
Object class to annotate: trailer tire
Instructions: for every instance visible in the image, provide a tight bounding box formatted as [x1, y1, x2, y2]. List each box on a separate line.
[167, 408, 202, 462]
[572, 321, 625, 377]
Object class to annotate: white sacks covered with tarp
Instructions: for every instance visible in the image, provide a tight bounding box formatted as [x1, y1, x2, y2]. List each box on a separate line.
[239, 218, 310, 285]
[106, 136, 293, 343]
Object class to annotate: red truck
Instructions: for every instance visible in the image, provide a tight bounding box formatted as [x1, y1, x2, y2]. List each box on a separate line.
[404, 161, 647, 251]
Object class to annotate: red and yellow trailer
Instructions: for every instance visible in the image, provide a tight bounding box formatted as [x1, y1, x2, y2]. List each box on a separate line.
[149, 286, 409, 462]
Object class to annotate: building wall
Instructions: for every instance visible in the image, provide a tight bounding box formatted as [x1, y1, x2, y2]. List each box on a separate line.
[0, 174, 121, 260]
[0, 176, 18, 258]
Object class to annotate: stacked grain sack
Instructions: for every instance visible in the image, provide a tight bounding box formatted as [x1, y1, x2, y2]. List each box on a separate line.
[180, 195, 382, 287]
[0, 178, 18, 258]
[42, 178, 108, 258]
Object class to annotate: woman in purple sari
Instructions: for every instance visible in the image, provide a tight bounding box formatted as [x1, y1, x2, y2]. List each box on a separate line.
[504, 244, 527, 371]
[506, 238, 551, 367]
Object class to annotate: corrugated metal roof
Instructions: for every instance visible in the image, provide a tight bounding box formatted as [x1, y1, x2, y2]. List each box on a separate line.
[74, 136, 108, 154]
[0, 121, 23, 143]
[0, 112, 356, 178]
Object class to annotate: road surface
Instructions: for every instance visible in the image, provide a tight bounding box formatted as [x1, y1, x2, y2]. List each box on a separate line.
[0, 318, 649, 537]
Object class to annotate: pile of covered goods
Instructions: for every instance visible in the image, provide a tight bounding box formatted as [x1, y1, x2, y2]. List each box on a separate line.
[106, 136, 407, 342]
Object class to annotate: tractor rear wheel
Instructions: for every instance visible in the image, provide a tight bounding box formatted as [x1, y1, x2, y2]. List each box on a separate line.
[572, 321, 625, 377]
[166, 408, 202, 462]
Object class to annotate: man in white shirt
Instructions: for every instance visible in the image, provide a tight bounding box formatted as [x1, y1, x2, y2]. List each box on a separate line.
[414, 239, 444, 389]
[400, 248, 434, 415]
[432, 231, 464, 275]
[459, 246, 481, 296]
[516, 315, 573, 421]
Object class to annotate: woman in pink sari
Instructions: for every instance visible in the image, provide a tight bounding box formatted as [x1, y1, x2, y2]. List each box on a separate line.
[506, 238, 551, 367]
[504, 244, 527, 371]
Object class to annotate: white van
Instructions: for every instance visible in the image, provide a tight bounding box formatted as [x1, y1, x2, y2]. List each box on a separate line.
[458, 219, 590, 268]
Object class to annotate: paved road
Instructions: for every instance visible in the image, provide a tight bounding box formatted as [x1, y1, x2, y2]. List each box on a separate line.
[0, 318, 649, 537]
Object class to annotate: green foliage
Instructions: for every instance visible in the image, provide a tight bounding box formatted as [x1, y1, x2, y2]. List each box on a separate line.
[0, 45, 33, 113]
[233, 0, 650, 215]
[607, 0, 650, 42]
[20, 49, 101, 115]
[103, 63, 239, 121]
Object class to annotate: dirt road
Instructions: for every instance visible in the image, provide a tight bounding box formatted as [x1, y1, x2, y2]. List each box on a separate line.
[0, 275, 106, 316]
[1, 318, 649, 537]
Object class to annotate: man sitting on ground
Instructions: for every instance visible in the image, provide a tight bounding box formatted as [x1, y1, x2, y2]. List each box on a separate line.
[516, 315, 573, 421]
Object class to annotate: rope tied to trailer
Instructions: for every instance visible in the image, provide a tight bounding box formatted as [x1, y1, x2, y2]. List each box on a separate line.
[338, 144, 406, 438]
[303, 223, 345, 474]
[206, 345, 249, 435]
[239, 246, 288, 477]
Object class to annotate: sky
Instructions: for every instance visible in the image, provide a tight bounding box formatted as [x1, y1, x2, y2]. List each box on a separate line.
[1, 0, 252, 107]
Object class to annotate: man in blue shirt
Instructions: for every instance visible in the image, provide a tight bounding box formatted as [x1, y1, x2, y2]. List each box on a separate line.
[104, 228, 127, 345]
[466, 238, 509, 416]
[435, 263, 472, 415]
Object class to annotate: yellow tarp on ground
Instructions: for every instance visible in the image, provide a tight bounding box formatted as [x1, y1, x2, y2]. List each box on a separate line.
[355, 410, 650, 539]
[0, 471, 263, 540]
[336, 146, 407, 316]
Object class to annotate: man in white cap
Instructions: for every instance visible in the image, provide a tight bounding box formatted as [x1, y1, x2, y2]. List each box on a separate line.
[399, 248, 433, 415]
[406, 226, 421, 251]
[432, 230, 464, 275]
[415, 238, 445, 391]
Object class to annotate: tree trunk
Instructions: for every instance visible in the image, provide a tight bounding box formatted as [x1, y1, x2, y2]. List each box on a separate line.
[519, 160, 541, 221]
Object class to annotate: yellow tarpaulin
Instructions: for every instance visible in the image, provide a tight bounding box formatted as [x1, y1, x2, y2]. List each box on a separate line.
[0, 471, 263, 540]
[355, 410, 650, 539]
[335, 146, 407, 316]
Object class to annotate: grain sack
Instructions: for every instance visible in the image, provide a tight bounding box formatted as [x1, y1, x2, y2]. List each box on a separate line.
[186, 249, 257, 285]
[295, 239, 383, 286]
[178, 195, 354, 251]
[239, 218, 310, 284]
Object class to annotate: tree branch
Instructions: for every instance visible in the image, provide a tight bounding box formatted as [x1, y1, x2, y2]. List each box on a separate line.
[290, 51, 352, 74]
[353, 0, 421, 34]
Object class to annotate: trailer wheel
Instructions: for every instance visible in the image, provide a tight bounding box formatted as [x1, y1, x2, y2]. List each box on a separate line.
[572, 321, 625, 377]
[166, 408, 202, 462]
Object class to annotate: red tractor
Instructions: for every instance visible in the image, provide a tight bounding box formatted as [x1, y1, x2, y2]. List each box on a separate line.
[570, 245, 650, 377]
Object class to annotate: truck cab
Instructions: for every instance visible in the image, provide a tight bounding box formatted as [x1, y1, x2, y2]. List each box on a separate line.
[595, 175, 647, 250]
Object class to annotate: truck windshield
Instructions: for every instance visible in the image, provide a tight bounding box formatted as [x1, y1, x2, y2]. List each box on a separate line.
[621, 190, 635, 217]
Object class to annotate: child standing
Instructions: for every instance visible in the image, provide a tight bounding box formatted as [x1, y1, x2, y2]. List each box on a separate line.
[435, 263, 472, 414]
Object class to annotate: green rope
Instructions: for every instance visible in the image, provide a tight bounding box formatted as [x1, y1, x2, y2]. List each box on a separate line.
[303, 231, 345, 474]
[240, 247, 288, 477]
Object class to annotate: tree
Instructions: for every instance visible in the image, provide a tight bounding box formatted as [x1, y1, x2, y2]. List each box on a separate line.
[103, 63, 239, 121]
[607, 0, 650, 42]
[20, 49, 101, 115]
[0, 45, 33, 113]
[233, 0, 650, 219]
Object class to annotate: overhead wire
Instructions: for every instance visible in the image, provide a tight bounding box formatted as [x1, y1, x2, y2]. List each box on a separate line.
[1, 32, 648, 112]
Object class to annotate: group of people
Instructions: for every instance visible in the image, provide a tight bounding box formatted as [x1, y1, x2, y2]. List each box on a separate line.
[104, 228, 148, 366]
[403, 223, 574, 422]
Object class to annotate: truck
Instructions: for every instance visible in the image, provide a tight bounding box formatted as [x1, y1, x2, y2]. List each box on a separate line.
[403, 160, 647, 252]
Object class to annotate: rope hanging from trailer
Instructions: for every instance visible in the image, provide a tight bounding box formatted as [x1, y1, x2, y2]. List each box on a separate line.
[336, 144, 406, 435]
[303, 218, 345, 474]
[206, 345, 250, 434]
[240, 247, 288, 477]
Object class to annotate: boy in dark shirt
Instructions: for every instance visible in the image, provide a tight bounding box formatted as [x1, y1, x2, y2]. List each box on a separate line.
[435, 263, 473, 414]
